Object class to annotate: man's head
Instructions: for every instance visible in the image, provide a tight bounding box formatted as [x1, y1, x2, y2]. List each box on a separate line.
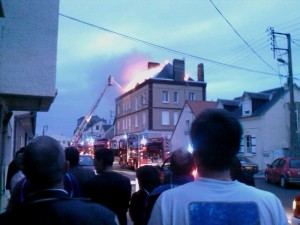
[136, 165, 161, 192]
[94, 148, 114, 173]
[65, 146, 79, 167]
[190, 108, 242, 172]
[23, 136, 66, 190]
[170, 148, 194, 176]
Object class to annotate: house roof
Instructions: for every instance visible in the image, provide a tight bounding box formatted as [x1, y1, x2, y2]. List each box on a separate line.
[186, 100, 217, 116]
[154, 63, 173, 79]
[242, 91, 271, 100]
[153, 62, 195, 81]
[102, 124, 113, 132]
[229, 86, 290, 118]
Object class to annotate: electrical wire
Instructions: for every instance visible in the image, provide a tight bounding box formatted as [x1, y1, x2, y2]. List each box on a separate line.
[209, 0, 277, 73]
[59, 13, 282, 78]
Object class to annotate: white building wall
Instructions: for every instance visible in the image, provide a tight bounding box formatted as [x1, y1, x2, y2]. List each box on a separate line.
[240, 89, 300, 171]
[171, 103, 194, 151]
[0, 0, 59, 97]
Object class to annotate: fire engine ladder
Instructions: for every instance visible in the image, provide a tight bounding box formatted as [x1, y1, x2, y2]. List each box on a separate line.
[71, 75, 114, 146]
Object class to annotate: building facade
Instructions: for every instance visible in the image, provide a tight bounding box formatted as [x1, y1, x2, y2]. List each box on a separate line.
[171, 100, 217, 151]
[114, 59, 207, 143]
[0, 0, 59, 212]
[217, 85, 300, 171]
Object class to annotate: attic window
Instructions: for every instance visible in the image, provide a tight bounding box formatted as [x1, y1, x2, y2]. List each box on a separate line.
[242, 98, 251, 116]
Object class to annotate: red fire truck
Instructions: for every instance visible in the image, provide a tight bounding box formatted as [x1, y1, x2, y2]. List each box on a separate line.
[118, 135, 171, 170]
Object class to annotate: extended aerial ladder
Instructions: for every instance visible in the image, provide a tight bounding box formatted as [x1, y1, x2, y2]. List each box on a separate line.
[70, 75, 114, 147]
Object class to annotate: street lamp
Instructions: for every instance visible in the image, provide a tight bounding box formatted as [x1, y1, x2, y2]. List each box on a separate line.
[277, 58, 286, 64]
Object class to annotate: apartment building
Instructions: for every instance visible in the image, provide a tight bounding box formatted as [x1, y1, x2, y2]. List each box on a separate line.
[114, 59, 207, 142]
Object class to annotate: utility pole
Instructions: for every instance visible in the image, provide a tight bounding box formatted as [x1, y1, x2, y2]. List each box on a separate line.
[269, 27, 298, 157]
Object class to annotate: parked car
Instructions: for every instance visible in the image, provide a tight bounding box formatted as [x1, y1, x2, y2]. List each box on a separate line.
[237, 156, 259, 175]
[79, 154, 95, 172]
[264, 157, 300, 188]
[291, 193, 300, 224]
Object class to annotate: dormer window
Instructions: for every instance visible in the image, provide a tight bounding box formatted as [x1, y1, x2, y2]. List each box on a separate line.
[242, 98, 252, 117]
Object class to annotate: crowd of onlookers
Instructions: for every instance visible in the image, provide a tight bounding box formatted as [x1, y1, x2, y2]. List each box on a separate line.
[0, 109, 289, 225]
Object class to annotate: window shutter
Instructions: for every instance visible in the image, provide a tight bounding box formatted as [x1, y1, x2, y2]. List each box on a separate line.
[239, 137, 244, 153]
[251, 135, 256, 154]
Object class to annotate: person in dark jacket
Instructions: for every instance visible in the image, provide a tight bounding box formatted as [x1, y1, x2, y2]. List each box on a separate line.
[83, 148, 131, 225]
[129, 165, 161, 225]
[6, 147, 25, 193]
[65, 146, 95, 191]
[0, 135, 119, 225]
[144, 148, 195, 224]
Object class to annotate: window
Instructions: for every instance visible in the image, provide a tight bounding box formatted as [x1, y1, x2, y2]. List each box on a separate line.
[189, 92, 195, 101]
[143, 112, 146, 128]
[239, 137, 244, 153]
[242, 99, 251, 116]
[135, 114, 138, 128]
[127, 100, 131, 110]
[135, 97, 138, 110]
[142, 93, 146, 105]
[162, 111, 170, 125]
[174, 112, 179, 125]
[184, 120, 190, 135]
[162, 91, 169, 103]
[245, 135, 256, 154]
[174, 92, 178, 103]
[96, 125, 99, 130]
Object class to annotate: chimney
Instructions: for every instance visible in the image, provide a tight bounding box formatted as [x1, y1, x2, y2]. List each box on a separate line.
[173, 59, 185, 82]
[197, 63, 204, 81]
[148, 62, 160, 70]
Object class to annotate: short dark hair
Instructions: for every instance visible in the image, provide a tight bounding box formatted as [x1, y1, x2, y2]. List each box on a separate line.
[170, 148, 194, 176]
[65, 146, 79, 167]
[94, 148, 114, 168]
[136, 165, 161, 192]
[190, 108, 242, 171]
[23, 136, 65, 189]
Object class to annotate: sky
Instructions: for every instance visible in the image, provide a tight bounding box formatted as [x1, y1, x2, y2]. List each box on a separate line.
[36, 0, 300, 138]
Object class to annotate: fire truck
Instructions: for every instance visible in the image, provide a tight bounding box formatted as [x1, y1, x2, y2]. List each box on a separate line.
[93, 138, 110, 151]
[118, 135, 171, 170]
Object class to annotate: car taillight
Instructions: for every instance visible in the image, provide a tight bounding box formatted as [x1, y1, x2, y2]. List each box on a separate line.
[293, 195, 300, 218]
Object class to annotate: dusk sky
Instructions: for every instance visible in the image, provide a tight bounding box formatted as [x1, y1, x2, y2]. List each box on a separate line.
[36, 0, 300, 138]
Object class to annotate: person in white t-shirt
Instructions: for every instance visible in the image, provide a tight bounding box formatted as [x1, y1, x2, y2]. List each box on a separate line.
[148, 108, 288, 225]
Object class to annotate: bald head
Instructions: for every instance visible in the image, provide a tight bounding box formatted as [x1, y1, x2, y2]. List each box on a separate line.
[23, 136, 66, 190]
[170, 148, 194, 176]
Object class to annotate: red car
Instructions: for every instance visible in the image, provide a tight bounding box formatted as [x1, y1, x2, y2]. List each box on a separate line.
[264, 157, 300, 188]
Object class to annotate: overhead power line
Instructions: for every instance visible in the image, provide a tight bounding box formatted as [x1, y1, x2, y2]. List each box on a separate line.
[209, 0, 277, 73]
[59, 13, 283, 78]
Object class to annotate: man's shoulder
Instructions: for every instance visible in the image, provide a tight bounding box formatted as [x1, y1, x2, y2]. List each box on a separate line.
[0, 198, 118, 225]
